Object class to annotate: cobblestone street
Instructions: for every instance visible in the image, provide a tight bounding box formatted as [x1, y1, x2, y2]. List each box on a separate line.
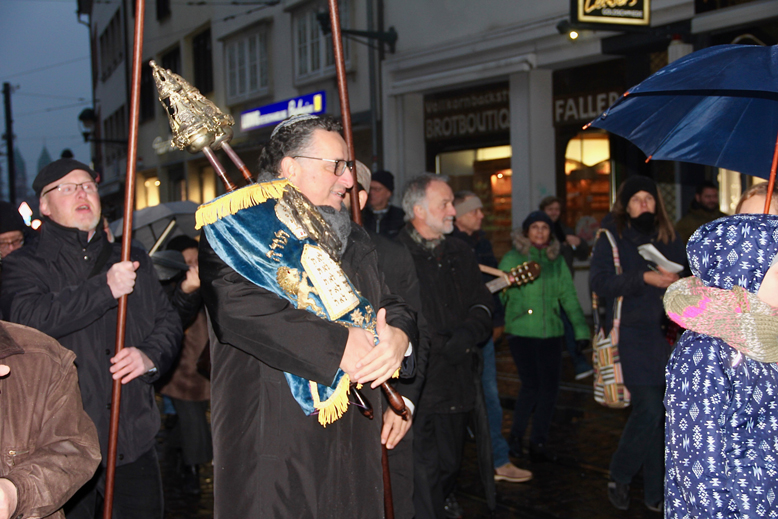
[158, 337, 662, 518]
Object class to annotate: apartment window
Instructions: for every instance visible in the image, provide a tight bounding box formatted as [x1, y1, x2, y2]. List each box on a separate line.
[225, 26, 269, 103]
[157, 0, 171, 20]
[161, 46, 181, 75]
[139, 63, 155, 123]
[103, 105, 127, 165]
[293, 0, 349, 81]
[193, 29, 213, 94]
[99, 10, 124, 81]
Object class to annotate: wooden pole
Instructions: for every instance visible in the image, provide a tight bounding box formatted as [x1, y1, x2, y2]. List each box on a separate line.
[103, 0, 145, 516]
[327, 3, 400, 517]
[328, 0, 361, 224]
[763, 132, 778, 214]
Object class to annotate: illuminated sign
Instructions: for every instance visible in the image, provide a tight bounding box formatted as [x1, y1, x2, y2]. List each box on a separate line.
[424, 83, 510, 143]
[575, 0, 650, 26]
[241, 91, 326, 132]
[554, 90, 622, 125]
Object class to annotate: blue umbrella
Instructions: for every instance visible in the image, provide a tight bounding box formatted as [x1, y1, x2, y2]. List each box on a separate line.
[586, 44, 778, 197]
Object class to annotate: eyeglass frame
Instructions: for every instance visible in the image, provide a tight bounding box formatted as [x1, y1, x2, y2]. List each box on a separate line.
[292, 156, 354, 177]
[0, 236, 24, 250]
[41, 181, 99, 197]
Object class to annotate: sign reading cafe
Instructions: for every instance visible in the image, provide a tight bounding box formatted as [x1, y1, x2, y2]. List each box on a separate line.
[575, 0, 650, 26]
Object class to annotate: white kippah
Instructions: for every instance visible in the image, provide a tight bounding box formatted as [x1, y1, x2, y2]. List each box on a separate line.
[270, 114, 321, 139]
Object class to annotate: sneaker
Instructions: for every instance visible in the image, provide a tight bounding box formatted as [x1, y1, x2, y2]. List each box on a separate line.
[607, 480, 630, 510]
[646, 500, 663, 513]
[494, 462, 533, 483]
[575, 368, 595, 380]
[443, 493, 463, 519]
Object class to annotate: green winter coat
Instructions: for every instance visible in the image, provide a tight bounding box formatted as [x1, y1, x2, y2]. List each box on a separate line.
[499, 234, 589, 340]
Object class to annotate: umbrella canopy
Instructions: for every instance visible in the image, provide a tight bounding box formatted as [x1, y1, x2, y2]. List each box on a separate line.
[110, 200, 198, 252]
[587, 44, 778, 180]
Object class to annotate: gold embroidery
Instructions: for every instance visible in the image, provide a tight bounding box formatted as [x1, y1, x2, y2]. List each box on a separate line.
[276, 266, 325, 317]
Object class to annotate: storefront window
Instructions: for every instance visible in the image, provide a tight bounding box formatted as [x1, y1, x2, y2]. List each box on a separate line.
[436, 145, 513, 257]
[136, 175, 160, 210]
[563, 130, 611, 243]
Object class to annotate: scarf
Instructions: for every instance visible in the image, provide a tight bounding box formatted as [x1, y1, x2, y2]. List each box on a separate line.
[664, 276, 778, 363]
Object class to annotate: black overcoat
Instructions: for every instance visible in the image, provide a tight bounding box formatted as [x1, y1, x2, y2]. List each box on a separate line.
[200, 222, 417, 519]
[0, 220, 181, 465]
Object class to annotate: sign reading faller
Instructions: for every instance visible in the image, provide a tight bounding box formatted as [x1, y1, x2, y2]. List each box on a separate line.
[241, 91, 326, 132]
[575, 0, 650, 26]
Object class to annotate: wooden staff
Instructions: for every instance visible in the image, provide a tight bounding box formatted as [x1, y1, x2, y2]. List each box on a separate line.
[327, 2, 402, 517]
[764, 131, 778, 214]
[103, 0, 145, 517]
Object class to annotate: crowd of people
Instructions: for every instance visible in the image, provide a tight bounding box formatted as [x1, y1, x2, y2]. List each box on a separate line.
[0, 113, 776, 519]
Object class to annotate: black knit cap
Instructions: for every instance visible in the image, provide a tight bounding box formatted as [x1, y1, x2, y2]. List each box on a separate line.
[33, 158, 98, 197]
[619, 175, 658, 208]
[522, 210, 553, 232]
[0, 201, 26, 235]
[371, 170, 395, 193]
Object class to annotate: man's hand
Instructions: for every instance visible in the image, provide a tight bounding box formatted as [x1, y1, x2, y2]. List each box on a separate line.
[180, 265, 200, 294]
[110, 347, 154, 384]
[381, 407, 412, 449]
[643, 265, 679, 289]
[566, 234, 582, 247]
[0, 478, 17, 519]
[340, 327, 375, 379]
[355, 308, 408, 388]
[106, 261, 140, 299]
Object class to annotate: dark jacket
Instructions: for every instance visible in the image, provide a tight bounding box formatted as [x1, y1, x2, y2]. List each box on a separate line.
[0, 321, 101, 519]
[362, 205, 406, 238]
[589, 216, 685, 386]
[397, 228, 493, 414]
[551, 220, 590, 273]
[674, 201, 727, 243]
[200, 222, 417, 519]
[450, 227, 505, 327]
[0, 220, 182, 466]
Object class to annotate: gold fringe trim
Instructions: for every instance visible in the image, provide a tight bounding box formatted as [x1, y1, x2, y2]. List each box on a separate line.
[311, 374, 351, 428]
[195, 179, 289, 229]
[393, 368, 400, 379]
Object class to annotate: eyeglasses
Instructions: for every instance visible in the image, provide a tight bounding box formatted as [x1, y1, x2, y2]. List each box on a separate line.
[0, 237, 23, 252]
[42, 181, 98, 197]
[293, 156, 354, 177]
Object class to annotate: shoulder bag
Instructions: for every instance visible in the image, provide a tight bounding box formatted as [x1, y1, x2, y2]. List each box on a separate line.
[592, 229, 631, 409]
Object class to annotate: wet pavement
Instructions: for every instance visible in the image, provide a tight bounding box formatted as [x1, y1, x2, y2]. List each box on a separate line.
[157, 337, 662, 518]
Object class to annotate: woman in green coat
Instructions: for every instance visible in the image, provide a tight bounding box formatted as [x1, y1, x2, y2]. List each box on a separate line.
[500, 210, 589, 462]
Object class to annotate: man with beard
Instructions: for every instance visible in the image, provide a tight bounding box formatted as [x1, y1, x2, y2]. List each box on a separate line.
[198, 115, 417, 518]
[397, 174, 495, 519]
[0, 159, 181, 518]
[675, 181, 727, 242]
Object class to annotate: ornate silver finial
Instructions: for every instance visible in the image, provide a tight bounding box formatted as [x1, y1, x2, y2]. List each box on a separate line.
[150, 60, 235, 154]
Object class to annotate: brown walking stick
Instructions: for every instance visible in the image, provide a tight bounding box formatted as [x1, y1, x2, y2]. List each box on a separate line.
[326, 2, 406, 517]
[103, 0, 145, 517]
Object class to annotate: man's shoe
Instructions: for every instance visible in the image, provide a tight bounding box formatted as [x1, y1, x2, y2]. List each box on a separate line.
[529, 443, 558, 463]
[575, 368, 595, 380]
[443, 493, 463, 519]
[181, 464, 201, 495]
[646, 500, 663, 513]
[494, 462, 533, 483]
[607, 480, 630, 510]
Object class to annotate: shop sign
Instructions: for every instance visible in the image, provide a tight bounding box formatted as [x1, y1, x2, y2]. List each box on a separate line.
[554, 91, 622, 126]
[241, 91, 326, 132]
[575, 0, 650, 26]
[424, 84, 510, 143]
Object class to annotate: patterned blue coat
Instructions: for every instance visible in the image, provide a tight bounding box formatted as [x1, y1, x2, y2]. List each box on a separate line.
[665, 214, 778, 519]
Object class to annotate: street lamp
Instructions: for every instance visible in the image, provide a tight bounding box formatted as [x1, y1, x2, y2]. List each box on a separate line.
[78, 108, 128, 145]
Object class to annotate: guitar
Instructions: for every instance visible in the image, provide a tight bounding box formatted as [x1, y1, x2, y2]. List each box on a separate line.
[479, 262, 541, 294]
